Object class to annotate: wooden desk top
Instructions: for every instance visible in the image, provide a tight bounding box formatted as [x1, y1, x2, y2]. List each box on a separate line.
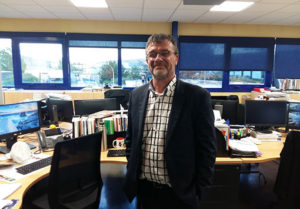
[1, 135, 285, 209]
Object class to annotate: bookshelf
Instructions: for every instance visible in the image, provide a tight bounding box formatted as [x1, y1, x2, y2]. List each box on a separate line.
[72, 110, 128, 151]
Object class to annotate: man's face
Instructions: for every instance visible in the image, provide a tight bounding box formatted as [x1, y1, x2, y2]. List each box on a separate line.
[146, 39, 179, 81]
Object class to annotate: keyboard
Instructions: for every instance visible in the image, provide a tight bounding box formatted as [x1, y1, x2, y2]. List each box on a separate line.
[16, 156, 52, 175]
[107, 149, 126, 157]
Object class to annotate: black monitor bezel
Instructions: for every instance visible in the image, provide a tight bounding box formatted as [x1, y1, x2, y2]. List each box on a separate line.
[245, 100, 288, 128]
[0, 100, 42, 141]
[74, 98, 119, 115]
[211, 99, 239, 124]
[46, 98, 74, 123]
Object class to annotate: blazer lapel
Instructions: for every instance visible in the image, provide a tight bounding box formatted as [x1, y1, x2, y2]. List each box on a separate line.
[166, 80, 185, 146]
[136, 85, 149, 143]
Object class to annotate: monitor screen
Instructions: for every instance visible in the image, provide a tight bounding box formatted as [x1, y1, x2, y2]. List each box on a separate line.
[0, 101, 41, 141]
[287, 102, 300, 129]
[74, 98, 118, 115]
[245, 100, 287, 131]
[46, 98, 74, 123]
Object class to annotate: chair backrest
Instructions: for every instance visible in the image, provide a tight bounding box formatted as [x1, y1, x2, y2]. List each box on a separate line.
[215, 128, 229, 157]
[48, 132, 102, 209]
[74, 98, 119, 115]
[104, 89, 131, 110]
[274, 131, 300, 209]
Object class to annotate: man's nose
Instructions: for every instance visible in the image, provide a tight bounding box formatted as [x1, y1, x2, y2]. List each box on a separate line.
[154, 52, 164, 60]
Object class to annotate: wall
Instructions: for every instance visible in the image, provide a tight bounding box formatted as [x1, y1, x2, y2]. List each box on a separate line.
[0, 18, 171, 35]
[178, 23, 300, 38]
[1, 18, 300, 38]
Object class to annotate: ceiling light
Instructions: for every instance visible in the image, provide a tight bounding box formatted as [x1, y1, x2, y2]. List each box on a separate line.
[70, 0, 108, 8]
[183, 0, 225, 5]
[210, 1, 254, 12]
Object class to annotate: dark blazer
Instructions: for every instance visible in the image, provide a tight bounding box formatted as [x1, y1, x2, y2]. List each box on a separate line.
[124, 79, 217, 207]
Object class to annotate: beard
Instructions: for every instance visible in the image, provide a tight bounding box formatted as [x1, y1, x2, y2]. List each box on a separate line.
[150, 64, 173, 80]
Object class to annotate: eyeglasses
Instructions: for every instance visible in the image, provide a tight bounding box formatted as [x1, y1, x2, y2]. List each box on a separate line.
[147, 50, 176, 59]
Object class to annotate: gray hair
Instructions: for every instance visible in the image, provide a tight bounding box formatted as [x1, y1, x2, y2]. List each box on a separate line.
[146, 33, 179, 55]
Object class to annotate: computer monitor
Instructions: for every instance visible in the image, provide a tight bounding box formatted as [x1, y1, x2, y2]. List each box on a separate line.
[211, 99, 239, 124]
[245, 100, 288, 133]
[286, 102, 300, 130]
[0, 101, 41, 152]
[46, 98, 74, 123]
[74, 98, 119, 115]
[104, 89, 131, 109]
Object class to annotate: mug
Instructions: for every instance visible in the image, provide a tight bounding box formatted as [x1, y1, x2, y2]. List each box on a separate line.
[112, 137, 125, 148]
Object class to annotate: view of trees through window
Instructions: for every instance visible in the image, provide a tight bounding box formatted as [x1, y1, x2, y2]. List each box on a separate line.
[19, 43, 63, 84]
[0, 38, 14, 87]
[179, 71, 223, 88]
[69, 47, 149, 88]
[69, 47, 118, 88]
[122, 48, 149, 87]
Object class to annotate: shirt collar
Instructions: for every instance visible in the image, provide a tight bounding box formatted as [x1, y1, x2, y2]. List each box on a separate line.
[149, 76, 177, 96]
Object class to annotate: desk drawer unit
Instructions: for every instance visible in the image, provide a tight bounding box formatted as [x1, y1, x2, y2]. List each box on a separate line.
[200, 165, 240, 209]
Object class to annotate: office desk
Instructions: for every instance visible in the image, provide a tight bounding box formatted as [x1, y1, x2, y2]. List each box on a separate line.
[1, 138, 284, 209]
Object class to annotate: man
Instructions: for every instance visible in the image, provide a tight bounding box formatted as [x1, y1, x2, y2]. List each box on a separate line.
[124, 33, 216, 209]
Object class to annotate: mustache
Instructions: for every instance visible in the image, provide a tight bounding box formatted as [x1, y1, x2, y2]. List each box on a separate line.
[151, 61, 166, 68]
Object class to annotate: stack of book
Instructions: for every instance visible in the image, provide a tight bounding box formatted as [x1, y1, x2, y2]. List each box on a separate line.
[277, 79, 300, 91]
[72, 110, 128, 150]
[250, 130, 282, 141]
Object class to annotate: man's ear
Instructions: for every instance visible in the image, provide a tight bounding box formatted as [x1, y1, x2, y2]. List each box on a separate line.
[175, 54, 179, 65]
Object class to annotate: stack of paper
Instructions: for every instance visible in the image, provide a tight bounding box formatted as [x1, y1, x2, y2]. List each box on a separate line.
[0, 183, 21, 200]
[229, 140, 259, 153]
[250, 130, 282, 141]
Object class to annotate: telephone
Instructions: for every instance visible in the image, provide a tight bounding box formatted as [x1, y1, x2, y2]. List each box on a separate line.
[37, 130, 63, 149]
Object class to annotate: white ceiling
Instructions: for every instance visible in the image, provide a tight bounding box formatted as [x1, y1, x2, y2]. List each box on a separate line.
[0, 0, 300, 26]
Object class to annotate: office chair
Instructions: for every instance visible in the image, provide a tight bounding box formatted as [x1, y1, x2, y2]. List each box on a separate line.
[30, 132, 103, 209]
[215, 128, 229, 157]
[104, 89, 131, 110]
[272, 131, 300, 209]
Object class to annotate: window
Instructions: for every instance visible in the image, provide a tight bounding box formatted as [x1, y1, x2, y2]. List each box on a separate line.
[69, 47, 118, 87]
[0, 38, 14, 87]
[178, 40, 225, 89]
[178, 36, 274, 91]
[229, 71, 265, 85]
[274, 39, 300, 79]
[19, 43, 63, 84]
[179, 71, 223, 88]
[229, 46, 270, 86]
[121, 48, 148, 87]
[67, 37, 148, 88]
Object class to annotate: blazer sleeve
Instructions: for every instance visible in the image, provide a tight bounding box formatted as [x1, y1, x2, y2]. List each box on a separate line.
[194, 89, 217, 197]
